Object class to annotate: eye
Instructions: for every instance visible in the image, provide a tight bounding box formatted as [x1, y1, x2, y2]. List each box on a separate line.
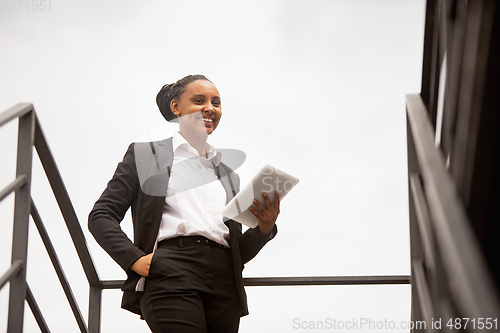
[212, 100, 221, 107]
[194, 99, 203, 104]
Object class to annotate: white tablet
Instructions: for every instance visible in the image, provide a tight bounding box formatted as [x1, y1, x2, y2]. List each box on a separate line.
[221, 165, 299, 228]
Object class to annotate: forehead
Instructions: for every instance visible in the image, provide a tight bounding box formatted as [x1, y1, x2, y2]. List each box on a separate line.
[183, 80, 219, 97]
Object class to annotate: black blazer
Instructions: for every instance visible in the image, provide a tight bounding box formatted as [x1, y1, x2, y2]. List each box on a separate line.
[88, 137, 277, 316]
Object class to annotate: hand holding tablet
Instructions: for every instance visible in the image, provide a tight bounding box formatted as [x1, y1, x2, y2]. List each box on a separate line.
[249, 191, 281, 236]
[221, 165, 300, 228]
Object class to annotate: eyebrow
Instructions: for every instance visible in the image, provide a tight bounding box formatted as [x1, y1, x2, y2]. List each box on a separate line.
[191, 94, 220, 99]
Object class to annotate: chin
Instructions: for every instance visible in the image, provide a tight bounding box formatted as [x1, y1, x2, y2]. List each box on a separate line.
[205, 125, 217, 135]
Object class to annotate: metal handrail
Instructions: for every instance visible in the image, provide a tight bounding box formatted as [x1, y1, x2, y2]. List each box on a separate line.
[30, 199, 88, 333]
[406, 94, 500, 319]
[0, 103, 32, 127]
[100, 275, 411, 290]
[0, 103, 98, 333]
[0, 176, 26, 202]
[0, 261, 24, 289]
[25, 283, 50, 333]
[6, 103, 34, 333]
[0, 103, 412, 333]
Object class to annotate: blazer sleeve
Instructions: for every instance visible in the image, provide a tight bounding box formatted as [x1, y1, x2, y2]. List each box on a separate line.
[88, 143, 146, 272]
[239, 224, 277, 265]
[228, 170, 278, 265]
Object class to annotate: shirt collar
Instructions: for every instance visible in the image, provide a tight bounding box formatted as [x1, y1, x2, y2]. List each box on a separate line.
[172, 131, 221, 166]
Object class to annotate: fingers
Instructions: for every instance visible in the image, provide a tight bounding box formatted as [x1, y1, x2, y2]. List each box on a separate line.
[252, 192, 279, 213]
[251, 198, 265, 215]
[253, 197, 265, 211]
[248, 205, 263, 219]
[274, 191, 280, 210]
[262, 192, 273, 209]
[249, 192, 280, 222]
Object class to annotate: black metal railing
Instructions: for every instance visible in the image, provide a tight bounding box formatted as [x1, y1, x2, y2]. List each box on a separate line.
[406, 0, 500, 331]
[0, 103, 102, 333]
[0, 103, 410, 333]
[407, 94, 500, 327]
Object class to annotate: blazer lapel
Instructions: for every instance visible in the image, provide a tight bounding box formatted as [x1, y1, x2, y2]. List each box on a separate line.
[217, 163, 240, 236]
[217, 163, 237, 205]
[137, 138, 174, 253]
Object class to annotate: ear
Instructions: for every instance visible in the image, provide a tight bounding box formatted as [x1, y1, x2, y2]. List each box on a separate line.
[170, 99, 180, 117]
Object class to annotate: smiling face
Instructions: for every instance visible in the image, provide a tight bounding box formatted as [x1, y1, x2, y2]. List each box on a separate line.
[170, 80, 222, 137]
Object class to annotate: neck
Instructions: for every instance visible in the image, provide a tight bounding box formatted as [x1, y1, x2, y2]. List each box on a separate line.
[179, 128, 208, 157]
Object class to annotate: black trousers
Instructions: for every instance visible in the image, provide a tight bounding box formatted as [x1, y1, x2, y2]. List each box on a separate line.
[140, 236, 241, 333]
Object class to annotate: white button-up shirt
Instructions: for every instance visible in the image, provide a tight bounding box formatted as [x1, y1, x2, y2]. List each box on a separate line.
[157, 131, 230, 247]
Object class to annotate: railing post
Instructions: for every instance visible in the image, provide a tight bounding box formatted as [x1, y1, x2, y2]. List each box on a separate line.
[407, 115, 424, 333]
[88, 286, 102, 333]
[7, 107, 35, 333]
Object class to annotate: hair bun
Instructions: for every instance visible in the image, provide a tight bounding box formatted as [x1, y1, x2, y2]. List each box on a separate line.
[156, 83, 178, 122]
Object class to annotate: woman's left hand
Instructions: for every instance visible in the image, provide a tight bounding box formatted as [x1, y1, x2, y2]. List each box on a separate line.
[248, 191, 280, 237]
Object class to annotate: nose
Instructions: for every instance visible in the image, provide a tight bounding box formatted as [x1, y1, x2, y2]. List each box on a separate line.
[204, 101, 215, 112]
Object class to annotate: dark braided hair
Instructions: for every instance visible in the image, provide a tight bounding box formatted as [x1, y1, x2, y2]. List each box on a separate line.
[156, 74, 212, 122]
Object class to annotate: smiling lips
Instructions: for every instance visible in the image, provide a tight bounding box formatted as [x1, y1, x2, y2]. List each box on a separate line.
[200, 117, 214, 126]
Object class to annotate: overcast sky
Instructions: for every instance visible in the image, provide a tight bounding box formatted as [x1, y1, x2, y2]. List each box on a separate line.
[0, 0, 425, 332]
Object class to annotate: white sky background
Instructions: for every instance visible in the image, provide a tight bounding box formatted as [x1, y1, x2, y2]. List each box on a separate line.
[0, 0, 426, 332]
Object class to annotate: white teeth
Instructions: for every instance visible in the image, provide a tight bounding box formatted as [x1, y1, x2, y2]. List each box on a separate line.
[201, 118, 213, 122]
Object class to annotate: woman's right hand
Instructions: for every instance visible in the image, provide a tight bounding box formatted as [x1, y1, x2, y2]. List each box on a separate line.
[130, 253, 154, 277]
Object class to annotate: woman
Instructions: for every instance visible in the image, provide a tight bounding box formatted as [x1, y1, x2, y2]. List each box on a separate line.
[88, 74, 280, 333]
